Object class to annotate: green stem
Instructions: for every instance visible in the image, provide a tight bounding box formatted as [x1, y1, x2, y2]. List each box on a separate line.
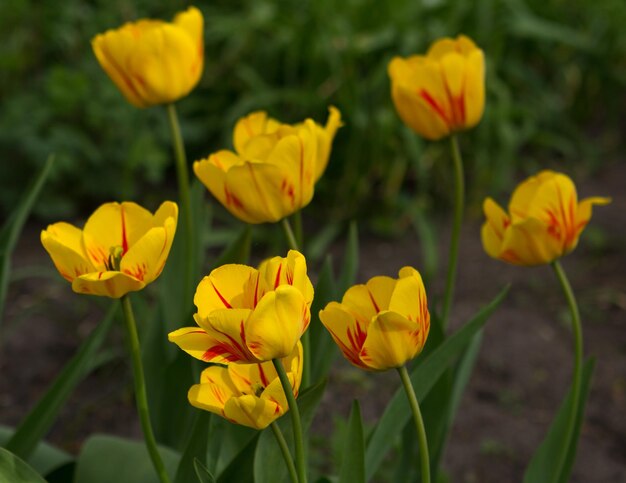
[280, 217, 310, 387]
[292, 211, 304, 251]
[120, 296, 170, 483]
[270, 422, 299, 483]
[551, 260, 583, 479]
[397, 366, 430, 483]
[166, 103, 194, 305]
[273, 358, 307, 483]
[441, 134, 465, 328]
[281, 217, 299, 251]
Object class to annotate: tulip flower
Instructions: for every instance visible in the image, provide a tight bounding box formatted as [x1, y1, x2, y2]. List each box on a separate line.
[169, 250, 314, 363]
[92, 6, 204, 108]
[482, 170, 610, 266]
[194, 107, 342, 224]
[189, 342, 303, 430]
[319, 267, 430, 371]
[41, 201, 178, 298]
[388, 35, 485, 140]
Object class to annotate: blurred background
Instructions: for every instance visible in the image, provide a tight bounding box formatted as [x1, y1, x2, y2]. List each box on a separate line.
[1, 0, 624, 229]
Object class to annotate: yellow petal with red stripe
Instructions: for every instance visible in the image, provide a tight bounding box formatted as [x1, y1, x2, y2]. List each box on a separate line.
[72, 270, 145, 298]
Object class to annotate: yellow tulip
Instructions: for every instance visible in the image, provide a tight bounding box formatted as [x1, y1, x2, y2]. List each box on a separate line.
[41, 201, 178, 298]
[188, 341, 302, 430]
[92, 6, 204, 108]
[319, 267, 430, 371]
[388, 35, 485, 140]
[194, 107, 342, 224]
[169, 250, 313, 363]
[482, 170, 610, 266]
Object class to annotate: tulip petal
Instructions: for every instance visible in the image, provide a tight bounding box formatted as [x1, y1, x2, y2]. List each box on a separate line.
[82, 202, 153, 269]
[168, 327, 218, 362]
[500, 217, 563, 265]
[319, 302, 371, 370]
[120, 224, 172, 285]
[194, 150, 242, 214]
[195, 265, 258, 316]
[258, 250, 314, 306]
[464, 49, 486, 128]
[342, 276, 395, 325]
[173, 6, 204, 51]
[576, 196, 611, 240]
[245, 285, 307, 361]
[223, 394, 282, 430]
[188, 366, 239, 417]
[481, 197, 510, 260]
[361, 311, 423, 370]
[202, 308, 257, 363]
[41, 223, 93, 282]
[72, 270, 145, 298]
[313, 106, 343, 181]
[389, 268, 429, 326]
[233, 111, 281, 156]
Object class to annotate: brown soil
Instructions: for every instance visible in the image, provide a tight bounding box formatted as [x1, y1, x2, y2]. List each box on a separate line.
[1, 162, 624, 482]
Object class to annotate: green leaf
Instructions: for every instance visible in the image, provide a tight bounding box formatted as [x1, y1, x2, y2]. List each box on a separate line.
[0, 154, 54, 325]
[217, 433, 259, 483]
[5, 303, 117, 460]
[0, 447, 47, 483]
[210, 225, 251, 270]
[0, 426, 71, 476]
[174, 412, 211, 483]
[523, 358, 596, 483]
[309, 256, 338, 384]
[365, 286, 509, 480]
[74, 434, 180, 483]
[194, 458, 216, 483]
[253, 380, 328, 483]
[338, 401, 365, 483]
[337, 222, 359, 295]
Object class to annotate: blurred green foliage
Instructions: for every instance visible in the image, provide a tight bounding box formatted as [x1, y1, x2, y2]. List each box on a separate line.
[1, 0, 624, 226]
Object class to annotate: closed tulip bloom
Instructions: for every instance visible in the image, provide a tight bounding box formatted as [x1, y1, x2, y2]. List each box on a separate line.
[388, 35, 485, 140]
[41, 202, 178, 298]
[319, 267, 430, 371]
[189, 342, 302, 430]
[194, 107, 341, 224]
[482, 170, 610, 266]
[169, 250, 313, 363]
[92, 7, 204, 108]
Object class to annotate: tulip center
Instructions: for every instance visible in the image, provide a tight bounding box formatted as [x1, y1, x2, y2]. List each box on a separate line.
[251, 382, 265, 397]
[105, 246, 124, 271]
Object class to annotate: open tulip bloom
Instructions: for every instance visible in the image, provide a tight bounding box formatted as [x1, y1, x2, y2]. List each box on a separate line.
[41, 201, 178, 298]
[92, 6, 204, 108]
[189, 342, 303, 430]
[169, 250, 314, 363]
[388, 35, 485, 141]
[194, 107, 342, 224]
[482, 170, 610, 266]
[320, 267, 430, 371]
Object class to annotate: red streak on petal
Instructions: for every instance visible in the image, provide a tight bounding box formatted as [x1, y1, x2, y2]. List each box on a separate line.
[419, 89, 450, 125]
[368, 290, 380, 313]
[274, 264, 283, 289]
[121, 205, 129, 255]
[253, 275, 260, 308]
[210, 281, 232, 308]
[257, 364, 270, 388]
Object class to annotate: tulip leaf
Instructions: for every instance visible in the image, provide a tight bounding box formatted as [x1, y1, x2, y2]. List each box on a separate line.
[5, 303, 117, 460]
[0, 426, 71, 477]
[364, 286, 509, 480]
[210, 225, 251, 269]
[309, 256, 338, 384]
[337, 221, 359, 295]
[253, 379, 327, 483]
[0, 154, 54, 326]
[174, 411, 211, 483]
[0, 447, 47, 483]
[74, 434, 180, 483]
[523, 358, 595, 483]
[338, 400, 365, 483]
[194, 458, 216, 483]
[217, 433, 259, 483]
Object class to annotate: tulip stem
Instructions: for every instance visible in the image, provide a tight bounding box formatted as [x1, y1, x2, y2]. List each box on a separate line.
[397, 365, 430, 483]
[120, 295, 170, 483]
[166, 103, 194, 306]
[441, 134, 465, 328]
[551, 260, 583, 479]
[293, 211, 304, 251]
[273, 358, 307, 483]
[280, 217, 311, 388]
[270, 422, 299, 483]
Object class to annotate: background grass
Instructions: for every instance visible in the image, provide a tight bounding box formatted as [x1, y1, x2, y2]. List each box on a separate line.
[1, 0, 624, 229]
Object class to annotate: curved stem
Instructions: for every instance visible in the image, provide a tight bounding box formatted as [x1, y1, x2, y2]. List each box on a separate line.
[441, 134, 465, 328]
[166, 103, 194, 305]
[397, 366, 430, 483]
[281, 217, 299, 251]
[120, 296, 170, 483]
[272, 358, 307, 483]
[292, 211, 304, 251]
[270, 422, 299, 483]
[551, 260, 583, 479]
